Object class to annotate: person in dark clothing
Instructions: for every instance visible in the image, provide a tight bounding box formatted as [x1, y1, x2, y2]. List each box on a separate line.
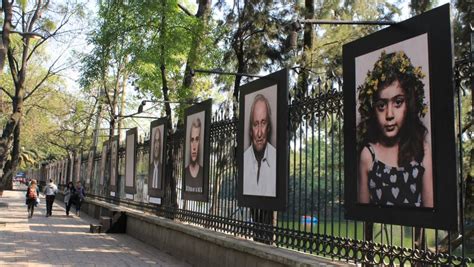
[63, 182, 75, 216]
[73, 181, 86, 217]
[43, 179, 58, 217]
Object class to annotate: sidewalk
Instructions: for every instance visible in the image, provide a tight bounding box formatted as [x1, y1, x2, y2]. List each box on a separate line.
[0, 190, 190, 267]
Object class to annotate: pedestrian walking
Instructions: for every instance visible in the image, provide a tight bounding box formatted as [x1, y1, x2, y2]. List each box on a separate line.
[73, 181, 85, 217]
[63, 182, 75, 216]
[25, 179, 39, 218]
[43, 179, 58, 217]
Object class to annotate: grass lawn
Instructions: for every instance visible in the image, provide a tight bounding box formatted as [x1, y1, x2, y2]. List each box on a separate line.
[277, 220, 447, 250]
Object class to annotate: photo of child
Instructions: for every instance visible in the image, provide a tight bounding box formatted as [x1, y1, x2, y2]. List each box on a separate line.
[356, 50, 433, 208]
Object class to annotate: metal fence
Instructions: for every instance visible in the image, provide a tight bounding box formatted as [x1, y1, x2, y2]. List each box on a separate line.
[41, 61, 472, 266]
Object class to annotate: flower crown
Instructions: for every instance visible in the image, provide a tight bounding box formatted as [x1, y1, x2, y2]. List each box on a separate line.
[357, 50, 427, 122]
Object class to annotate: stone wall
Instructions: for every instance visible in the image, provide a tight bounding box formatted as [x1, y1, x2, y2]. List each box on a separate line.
[82, 198, 347, 267]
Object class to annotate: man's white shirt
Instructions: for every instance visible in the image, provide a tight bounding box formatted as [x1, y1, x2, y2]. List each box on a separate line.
[44, 183, 58, 196]
[152, 161, 159, 188]
[243, 143, 276, 197]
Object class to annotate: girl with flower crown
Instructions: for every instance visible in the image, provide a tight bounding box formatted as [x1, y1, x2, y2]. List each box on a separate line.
[357, 51, 433, 208]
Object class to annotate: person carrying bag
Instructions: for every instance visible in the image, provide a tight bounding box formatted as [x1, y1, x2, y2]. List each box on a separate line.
[26, 179, 40, 218]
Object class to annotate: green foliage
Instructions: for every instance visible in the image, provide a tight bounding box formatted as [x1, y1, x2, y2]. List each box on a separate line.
[302, 1, 400, 78]
[0, 64, 92, 168]
[288, 116, 344, 218]
[453, 0, 472, 58]
[81, 0, 219, 125]
[41, 18, 56, 32]
[127, 0, 213, 98]
[215, 0, 292, 93]
[18, 0, 27, 12]
[409, 0, 434, 16]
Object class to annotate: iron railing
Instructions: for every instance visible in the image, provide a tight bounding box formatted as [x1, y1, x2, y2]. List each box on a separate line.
[39, 61, 472, 266]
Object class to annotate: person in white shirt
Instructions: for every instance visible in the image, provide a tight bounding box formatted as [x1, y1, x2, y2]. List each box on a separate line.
[151, 127, 162, 189]
[243, 94, 276, 197]
[43, 179, 58, 217]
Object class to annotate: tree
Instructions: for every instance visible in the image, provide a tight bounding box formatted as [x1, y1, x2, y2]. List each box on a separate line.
[80, 0, 130, 142]
[409, 0, 433, 15]
[300, 1, 399, 79]
[216, 0, 290, 101]
[43, 95, 96, 157]
[0, 1, 85, 189]
[81, 0, 220, 206]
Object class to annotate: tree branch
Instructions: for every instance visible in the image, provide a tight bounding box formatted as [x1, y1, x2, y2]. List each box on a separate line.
[24, 55, 62, 101]
[178, 3, 193, 16]
[0, 86, 13, 99]
[7, 49, 18, 84]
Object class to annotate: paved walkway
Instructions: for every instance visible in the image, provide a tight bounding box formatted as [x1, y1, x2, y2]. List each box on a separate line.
[0, 190, 190, 267]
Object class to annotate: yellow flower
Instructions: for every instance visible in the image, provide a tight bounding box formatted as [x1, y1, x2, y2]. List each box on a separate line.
[422, 105, 428, 115]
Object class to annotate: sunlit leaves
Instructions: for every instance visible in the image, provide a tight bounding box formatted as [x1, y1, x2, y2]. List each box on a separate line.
[41, 18, 56, 32]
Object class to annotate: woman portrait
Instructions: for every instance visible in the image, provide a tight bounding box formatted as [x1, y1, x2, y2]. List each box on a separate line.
[356, 46, 433, 208]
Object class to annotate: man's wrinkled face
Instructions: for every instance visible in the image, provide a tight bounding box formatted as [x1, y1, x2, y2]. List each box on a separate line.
[190, 126, 200, 164]
[251, 100, 269, 153]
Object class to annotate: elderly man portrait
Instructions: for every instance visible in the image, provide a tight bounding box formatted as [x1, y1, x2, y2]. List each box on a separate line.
[185, 117, 204, 193]
[243, 94, 276, 197]
[151, 127, 162, 189]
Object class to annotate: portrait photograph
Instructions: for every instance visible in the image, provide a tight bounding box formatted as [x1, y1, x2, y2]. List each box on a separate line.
[182, 99, 211, 202]
[343, 4, 457, 230]
[125, 128, 137, 195]
[74, 152, 81, 183]
[99, 141, 108, 186]
[148, 118, 167, 198]
[68, 153, 74, 184]
[87, 148, 95, 186]
[355, 34, 433, 209]
[110, 135, 119, 195]
[61, 159, 66, 185]
[58, 160, 63, 185]
[237, 68, 288, 211]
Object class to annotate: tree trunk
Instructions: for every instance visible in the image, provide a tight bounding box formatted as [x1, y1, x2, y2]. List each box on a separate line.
[297, 0, 314, 99]
[182, 0, 212, 91]
[92, 97, 103, 149]
[2, 123, 20, 190]
[159, 0, 179, 211]
[0, 0, 12, 72]
[161, 63, 177, 210]
[108, 94, 118, 139]
[117, 66, 128, 140]
[0, 0, 14, 182]
[232, 48, 245, 103]
[0, 79, 25, 187]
